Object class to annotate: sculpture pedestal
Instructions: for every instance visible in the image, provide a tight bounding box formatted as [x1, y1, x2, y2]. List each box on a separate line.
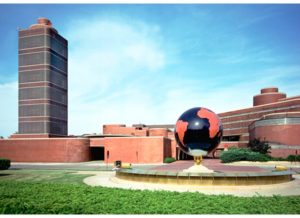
[183, 164, 214, 173]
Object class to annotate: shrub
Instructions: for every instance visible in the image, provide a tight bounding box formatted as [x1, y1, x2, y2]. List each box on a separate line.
[163, 157, 176, 163]
[286, 155, 300, 162]
[0, 158, 10, 170]
[220, 147, 271, 163]
[270, 157, 286, 161]
[248, 138, 271, 154]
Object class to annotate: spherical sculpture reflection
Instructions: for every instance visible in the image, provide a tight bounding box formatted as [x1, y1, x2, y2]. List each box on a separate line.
[175, 107, 223, 157]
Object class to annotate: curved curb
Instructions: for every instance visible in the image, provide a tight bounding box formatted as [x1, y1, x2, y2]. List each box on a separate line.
[81, 171, 300, 197]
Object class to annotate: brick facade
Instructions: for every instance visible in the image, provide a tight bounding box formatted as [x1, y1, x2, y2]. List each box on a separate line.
[0, 138, 90, 162]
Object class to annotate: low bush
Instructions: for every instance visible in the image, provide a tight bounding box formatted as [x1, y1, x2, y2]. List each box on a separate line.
[220, 147, 271, 163]
[163, 157, 176, 163]
[286, 155, 300, 162]
[0, 158, 10, 170]
[248, 138, 271, 154]
[270, 157, 286, 161]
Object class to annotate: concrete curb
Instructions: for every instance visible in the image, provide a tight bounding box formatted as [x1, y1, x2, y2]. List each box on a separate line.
[81, 171, 300, 197]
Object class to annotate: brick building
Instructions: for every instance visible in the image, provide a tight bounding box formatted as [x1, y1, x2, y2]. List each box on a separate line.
[219, 87, 300, 157]
[16, 17, 68, 138]
[0, 18, 299, 163]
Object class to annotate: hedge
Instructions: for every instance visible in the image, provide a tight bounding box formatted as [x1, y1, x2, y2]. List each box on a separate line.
[220, 147, 271, 163]
[286, 155, 300, 162]
[1, 181, 300, 214]
[163, 157, 176, 163]
[0, 158, 10, 170]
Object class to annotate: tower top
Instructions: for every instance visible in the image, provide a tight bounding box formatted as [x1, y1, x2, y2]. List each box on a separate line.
[29, 17, 57, 32]
[37, 17, 52, 26]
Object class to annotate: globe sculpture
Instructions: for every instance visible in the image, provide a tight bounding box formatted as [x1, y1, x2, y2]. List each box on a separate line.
[175, 107, 223, 165]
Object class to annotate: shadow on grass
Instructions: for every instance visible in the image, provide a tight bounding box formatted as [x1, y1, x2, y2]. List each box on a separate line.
[0, 174, 10, 177]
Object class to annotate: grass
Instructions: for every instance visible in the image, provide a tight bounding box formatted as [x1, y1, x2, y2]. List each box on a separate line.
[0, 169, 300, 214]
[0, 169, 93, 185]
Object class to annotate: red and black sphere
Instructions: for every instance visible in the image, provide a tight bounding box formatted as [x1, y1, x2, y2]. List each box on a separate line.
[175, 107, 223, 157]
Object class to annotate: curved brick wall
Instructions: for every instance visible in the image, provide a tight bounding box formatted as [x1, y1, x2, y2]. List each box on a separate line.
[253, 87, 286, 106]
[261, 87, 278, 94]
[250, 124, 300, 145]
[0, 138, 90, 162]
[249, 114, 300, 157]
[253, 93, 286, 106]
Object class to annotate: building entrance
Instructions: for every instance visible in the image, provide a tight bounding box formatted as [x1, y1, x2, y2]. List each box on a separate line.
[90, 147, 105, 161]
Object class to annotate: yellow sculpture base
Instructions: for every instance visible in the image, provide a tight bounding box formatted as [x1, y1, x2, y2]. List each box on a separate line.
[183, 165, 214, 173]
[182, 155, 214, 173]
[194, 156, 202, 165]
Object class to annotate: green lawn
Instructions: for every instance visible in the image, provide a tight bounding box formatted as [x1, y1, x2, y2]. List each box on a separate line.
[0, 169, 300, 214]
[0, 169, 92, 185]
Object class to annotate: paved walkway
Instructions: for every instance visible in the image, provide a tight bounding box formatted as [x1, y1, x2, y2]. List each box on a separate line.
[226, 161, 300, 173]
[81, 171, 300, 197]
[151, 159, 268, 173]
[10, 161, 161, 171]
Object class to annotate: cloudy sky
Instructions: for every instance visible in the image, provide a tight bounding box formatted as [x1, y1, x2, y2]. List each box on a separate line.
[0, 4, 300, 137]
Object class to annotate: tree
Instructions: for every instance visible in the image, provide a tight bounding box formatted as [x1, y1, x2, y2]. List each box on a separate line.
[248, 138, 271, 154]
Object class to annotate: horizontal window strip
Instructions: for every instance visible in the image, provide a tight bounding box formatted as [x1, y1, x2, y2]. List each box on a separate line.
[19, 84, 67, 92]
[19, 50, 67, 63]
[249, 117, 300, 130]
[19, 66, 68, 77]
[223, 126, 249, 131]
[19, 33, 67, 46]
[19, 98, 67, 107]
[222, 118, 257, 125]
[19, 46, 68, 62]
[19, 116, 67, 122]
[19, 64, 67, 75]
[270, 144, 300, 149]
[220, 104, 300, 120]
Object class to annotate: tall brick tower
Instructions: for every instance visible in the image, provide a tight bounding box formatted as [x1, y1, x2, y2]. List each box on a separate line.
[17, 18, 68, 137]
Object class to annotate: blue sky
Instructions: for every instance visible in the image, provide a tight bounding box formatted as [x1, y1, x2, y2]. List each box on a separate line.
[0, 4, 300, 137]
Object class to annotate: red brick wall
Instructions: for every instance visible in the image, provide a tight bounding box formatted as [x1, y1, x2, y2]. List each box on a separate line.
[0, 138, 90, 162]
[249, 120, 300, 158]
[270, 149, 299, 158]
[89, 138, 105, 147]
[103, 124, 148, 136]
[253, 92, 286, 106]
[103, 136, 170, 164]
[163, 138, 172, 158]
[170, 139, 177, 159]
[149, 128, 168, 137]
[249, 124, 300, 146]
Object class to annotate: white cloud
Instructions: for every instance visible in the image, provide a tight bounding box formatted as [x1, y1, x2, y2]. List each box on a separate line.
[64, 17, 167, 135]
[0, 82, 17, 138]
